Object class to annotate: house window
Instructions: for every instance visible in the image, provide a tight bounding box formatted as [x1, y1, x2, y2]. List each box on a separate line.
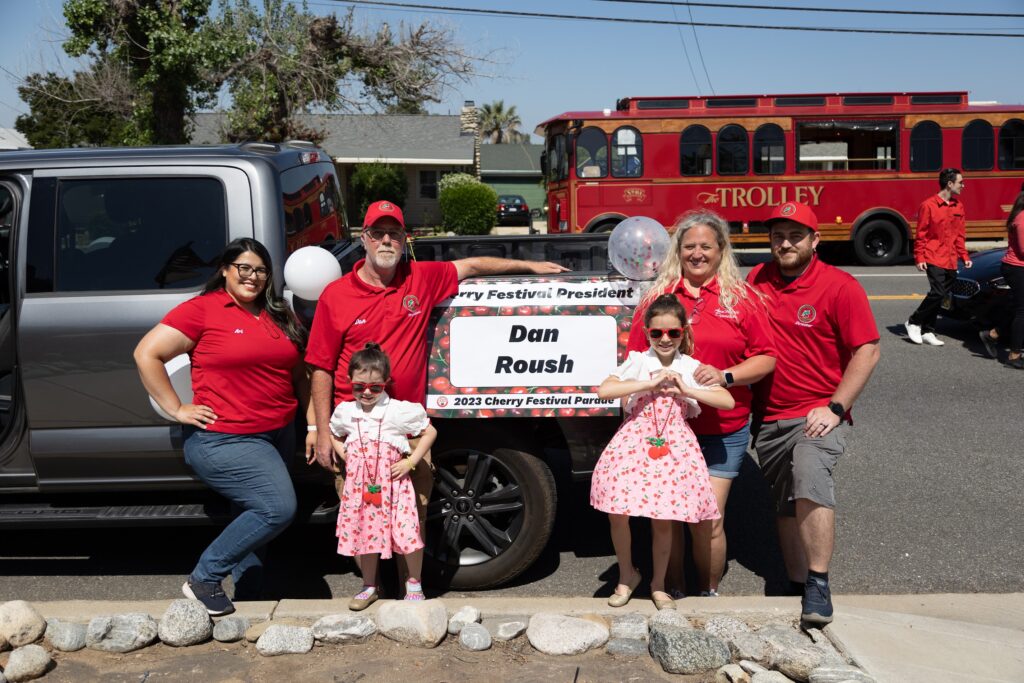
[420, 170, 439, 199]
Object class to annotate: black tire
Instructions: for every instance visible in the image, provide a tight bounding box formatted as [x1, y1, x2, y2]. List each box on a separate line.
[589, 220, 619, 234]
[425, 439, 556, 590]
[853, 219, 904, 266]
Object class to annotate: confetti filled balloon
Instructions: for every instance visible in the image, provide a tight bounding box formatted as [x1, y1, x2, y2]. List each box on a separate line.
[608, 216, 671, 281]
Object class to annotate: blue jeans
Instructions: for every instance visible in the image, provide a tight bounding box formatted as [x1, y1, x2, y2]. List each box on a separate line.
[183, 425, 297, 597]
[697, 420, 751, 480]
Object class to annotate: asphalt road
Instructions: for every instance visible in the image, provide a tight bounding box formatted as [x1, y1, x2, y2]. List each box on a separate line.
[2, 259, 1021, 602]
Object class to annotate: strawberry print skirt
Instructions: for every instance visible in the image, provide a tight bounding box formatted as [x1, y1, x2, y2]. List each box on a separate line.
[336, 437, 424, 559]
[590, 392, 720, 522]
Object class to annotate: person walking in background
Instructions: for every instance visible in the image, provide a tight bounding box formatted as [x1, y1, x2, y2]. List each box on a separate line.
[978, 189, 1024, 369]
[905, 168, 971, 346]
[748, 202, 880, 627]
[135, 238, 312, 616]
[626, 210, 776, 598]
[591, 294, 734, 611]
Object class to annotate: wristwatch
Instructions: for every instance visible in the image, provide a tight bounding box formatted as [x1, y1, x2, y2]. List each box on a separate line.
[827, 401, 845, 418]
[723, 371, 734, 388]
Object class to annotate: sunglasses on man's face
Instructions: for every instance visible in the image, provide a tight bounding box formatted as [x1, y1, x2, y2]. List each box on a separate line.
[646, 327, 685, 340]
[352, 382, 386, 395]
[363, 227, 406, 242]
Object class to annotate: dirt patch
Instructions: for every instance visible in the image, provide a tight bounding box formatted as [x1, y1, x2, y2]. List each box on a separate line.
[37, 636, 703, 682]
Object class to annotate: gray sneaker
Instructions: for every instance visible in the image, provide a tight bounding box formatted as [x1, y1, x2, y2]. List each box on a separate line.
[978, 330, 999, 358]
[183, 577, 235, 616]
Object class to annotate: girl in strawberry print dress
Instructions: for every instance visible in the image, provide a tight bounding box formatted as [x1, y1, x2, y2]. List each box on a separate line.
[329, 343, 437, 610]
[591, 294, 734, 610]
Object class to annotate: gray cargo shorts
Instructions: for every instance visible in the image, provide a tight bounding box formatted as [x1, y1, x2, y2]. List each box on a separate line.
[753, 417, 851, 517]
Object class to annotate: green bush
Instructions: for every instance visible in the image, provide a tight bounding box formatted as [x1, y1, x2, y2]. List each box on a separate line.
[349, 162, 407, 224]
[440, 182, 498, 235]
[438, 172, 478, 194]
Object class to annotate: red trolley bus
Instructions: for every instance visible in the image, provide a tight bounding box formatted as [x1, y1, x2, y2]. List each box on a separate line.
[536, 91, 1024, 265]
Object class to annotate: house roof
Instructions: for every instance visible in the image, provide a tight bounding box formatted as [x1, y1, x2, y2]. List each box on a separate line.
[0, 128, 31, 150]
[480, 144, 543, 176]
[191, 113, 474, 165]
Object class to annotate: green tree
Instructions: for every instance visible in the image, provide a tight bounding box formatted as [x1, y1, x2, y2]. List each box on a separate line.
[349, 163, 408, 225]
[478, 100, 526, 144]
[15, 68, 132, 148]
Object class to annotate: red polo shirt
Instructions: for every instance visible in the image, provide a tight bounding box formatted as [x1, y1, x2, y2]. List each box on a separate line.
[913, 194, 967, 270]
[305, 259, 459, 405]
[747, 256, 878, 422]
[1003, 213, 1024, 268]
[627, 277, 776, 435]
[161, 289, 301, 434]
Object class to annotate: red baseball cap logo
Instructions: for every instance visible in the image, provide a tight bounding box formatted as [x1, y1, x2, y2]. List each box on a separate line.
[766, 201, 819, 232]
[363, 200, 406, 229]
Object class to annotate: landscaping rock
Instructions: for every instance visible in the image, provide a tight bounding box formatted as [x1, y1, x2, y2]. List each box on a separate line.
[1, 630, 7, 651]
[212, 617, 250, 643]
[0, 602, 46, 648]
[729, 632, 771, 663]
[526, 613, 609, 655]
[715, 663, 752, 683]
[376, 600, 447, 648]
[493, 620, 527, 641]
[255, 625, 314, 656]
[649, 622, 730, 675]
[448, 606, 482, 635]
[649, 609, 692, 630]
[158, 599, 212, 647]
[751, 672, 795, 683]
[606, 637, 648, 657]
[86, 613, 159, 653]
[312, 615, 376, 644]
[775, 646, 829, 682]
[458, 623, 491, 651]
[245, 618, 303, 643]
[610, 613, 647, 640]
[44, 619, 87, 652]
[808, 664, 876, 683]
[3, 644, 51, 682]
[704, 615, 752, 641]
[740, 660, 770, 675]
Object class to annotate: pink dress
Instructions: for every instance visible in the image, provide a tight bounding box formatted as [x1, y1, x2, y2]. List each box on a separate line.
[331, 395, 427, 559]
[590, 350, 720, 522]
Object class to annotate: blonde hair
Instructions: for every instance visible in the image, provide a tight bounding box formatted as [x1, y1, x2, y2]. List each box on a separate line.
[640, 209, 755, 311]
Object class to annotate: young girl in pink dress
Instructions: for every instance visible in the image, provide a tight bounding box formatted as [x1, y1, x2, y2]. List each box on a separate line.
[329, 343, 437, 610]
[591, 294, 734, 610]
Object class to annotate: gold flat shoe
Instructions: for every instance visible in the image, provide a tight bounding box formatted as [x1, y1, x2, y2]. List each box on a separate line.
[651, 591, 677, 611]
[607, 570, 642, 607]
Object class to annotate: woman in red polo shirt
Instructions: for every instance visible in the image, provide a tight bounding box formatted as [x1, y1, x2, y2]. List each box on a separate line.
[980, 190, 1024, 369]
[135, 238, 310, 616]
[627, 210, 776, 596]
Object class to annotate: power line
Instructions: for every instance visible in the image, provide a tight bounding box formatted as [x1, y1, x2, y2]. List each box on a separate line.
[669, 4, 703, 96]
[336, 1, 1024, 38]
[685, 1, 715, 95]
[593, 0, 1024, 19]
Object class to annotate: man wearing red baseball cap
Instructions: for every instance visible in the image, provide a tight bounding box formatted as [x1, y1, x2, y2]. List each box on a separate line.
[306, 200, 567, 595]
[747, 201, 880, 627]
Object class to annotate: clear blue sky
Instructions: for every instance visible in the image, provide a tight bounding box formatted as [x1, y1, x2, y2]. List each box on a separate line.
[2, 0, 1023, 141]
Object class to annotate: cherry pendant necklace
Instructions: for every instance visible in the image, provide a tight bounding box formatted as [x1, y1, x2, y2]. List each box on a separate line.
[355, 405, 386, 506]
[646, 394, 675, 459]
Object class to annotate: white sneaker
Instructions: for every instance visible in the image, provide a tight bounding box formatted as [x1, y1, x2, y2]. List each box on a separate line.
[905, 321, 923, 344]
[921, 332, 945, 346]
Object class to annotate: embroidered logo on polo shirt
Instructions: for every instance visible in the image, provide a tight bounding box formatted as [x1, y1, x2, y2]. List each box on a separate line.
[713, 307, 739, 320]
[403, 294, 421, 314]
[234, 328, 244, 334]
[354, 318, 367, 325]
[796, 304, 817, 326]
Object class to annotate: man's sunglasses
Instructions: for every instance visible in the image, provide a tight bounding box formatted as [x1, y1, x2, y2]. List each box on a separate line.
[363, 227, 406, 242]
[352, 382, 387, 395]
[646, 327, 685, 339]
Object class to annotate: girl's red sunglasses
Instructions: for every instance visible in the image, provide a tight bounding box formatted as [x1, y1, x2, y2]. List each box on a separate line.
[646, 327, 684, 339]
[352, 382, 386, 394]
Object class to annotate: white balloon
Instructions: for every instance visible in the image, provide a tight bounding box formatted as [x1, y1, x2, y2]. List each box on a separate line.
[284, 246, 342, 300]
[608, 216, 671, 281]
[149, 353, 192, 422]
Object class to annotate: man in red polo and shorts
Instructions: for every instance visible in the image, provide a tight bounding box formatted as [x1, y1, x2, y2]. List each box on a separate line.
[306, 201, 566, 568]
[747, 201, 880, 627]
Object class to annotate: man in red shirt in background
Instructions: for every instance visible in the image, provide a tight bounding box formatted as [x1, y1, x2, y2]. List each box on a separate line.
[905, 168, 971, 346]
[748, 202, 880, 627]
[306, 201, 565, 565]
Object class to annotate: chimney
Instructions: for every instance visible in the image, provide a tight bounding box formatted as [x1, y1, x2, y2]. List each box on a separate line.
[460, 100, 480, 179]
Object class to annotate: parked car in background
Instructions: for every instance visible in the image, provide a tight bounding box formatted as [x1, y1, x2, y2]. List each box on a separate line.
[941, 247, 1012, 328]
[497, 194, 530, 226]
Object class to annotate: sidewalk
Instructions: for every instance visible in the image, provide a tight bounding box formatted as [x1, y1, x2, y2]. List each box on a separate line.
[33, 593, 1024, 683]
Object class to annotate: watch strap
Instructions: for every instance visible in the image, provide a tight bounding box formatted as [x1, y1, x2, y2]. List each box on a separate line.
[827, 401, 845, 418]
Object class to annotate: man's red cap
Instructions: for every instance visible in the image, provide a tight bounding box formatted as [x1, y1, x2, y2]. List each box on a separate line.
[363, 200, 405, 229]
[765, 201, 819, 232]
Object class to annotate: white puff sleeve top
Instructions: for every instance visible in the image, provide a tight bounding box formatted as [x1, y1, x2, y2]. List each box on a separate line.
[329, 393, 430, 454]
[611, 349, 704, 418]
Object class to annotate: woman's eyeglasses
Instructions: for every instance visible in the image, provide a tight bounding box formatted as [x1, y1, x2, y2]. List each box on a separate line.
[352, 382, 387, 394]
[646, 327, 685, 339]
[230, 263, 270, 280]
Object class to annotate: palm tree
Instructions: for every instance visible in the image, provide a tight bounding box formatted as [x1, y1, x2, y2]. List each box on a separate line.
[478, 100, 526, 144]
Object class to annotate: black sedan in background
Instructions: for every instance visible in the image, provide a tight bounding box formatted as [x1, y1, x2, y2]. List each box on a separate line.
[497, 194, 531, 226]
[941, 247, 1012, 327]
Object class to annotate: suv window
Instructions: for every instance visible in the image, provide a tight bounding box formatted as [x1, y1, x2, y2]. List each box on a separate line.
[31, 177, 227, 293]
[281, 163, 345, 247]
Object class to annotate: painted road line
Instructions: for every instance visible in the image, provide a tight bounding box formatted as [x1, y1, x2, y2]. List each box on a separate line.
[868, 294, 925, 300]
